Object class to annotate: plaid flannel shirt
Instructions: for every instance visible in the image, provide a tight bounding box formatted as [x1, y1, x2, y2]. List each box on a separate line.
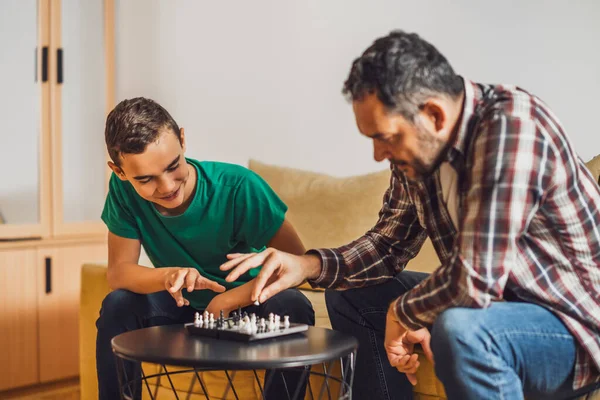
[309, 79, 600, 389]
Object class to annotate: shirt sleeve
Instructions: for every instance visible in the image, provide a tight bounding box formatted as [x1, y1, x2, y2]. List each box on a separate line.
[308, 166, 427, 289]
[233, 170, 288, 249]
[101, 174, 141, 240]
[394, 112, 554, 330]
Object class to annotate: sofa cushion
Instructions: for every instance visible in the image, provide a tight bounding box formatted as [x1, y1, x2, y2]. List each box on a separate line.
[586, 154, 600, 183]
[248, 159, 390, 250]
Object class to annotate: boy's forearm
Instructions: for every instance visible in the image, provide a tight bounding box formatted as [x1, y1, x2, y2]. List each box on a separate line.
[218, 279, 258, 310]
[107, 262, 177, 294]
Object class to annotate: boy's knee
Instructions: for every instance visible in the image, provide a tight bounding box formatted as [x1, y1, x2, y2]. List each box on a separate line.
[96, 289, 141, 328]
[265, 289, 315, 325]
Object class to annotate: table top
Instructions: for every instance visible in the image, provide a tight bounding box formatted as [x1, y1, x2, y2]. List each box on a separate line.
[111, 325, 358, 369]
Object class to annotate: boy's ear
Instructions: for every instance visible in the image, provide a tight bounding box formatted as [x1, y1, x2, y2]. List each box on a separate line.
[179, 127, 186, 152]
[108, 161, 127, 181]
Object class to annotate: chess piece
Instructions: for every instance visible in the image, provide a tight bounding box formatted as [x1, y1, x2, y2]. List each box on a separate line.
[194, 312, 201, 326]
[284, 315, 290, 329]
[254, 299, 260, 306]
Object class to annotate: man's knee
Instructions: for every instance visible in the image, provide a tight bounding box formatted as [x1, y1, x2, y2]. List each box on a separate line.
[430, 308, 489, 377]
[264, 289, 315, 325]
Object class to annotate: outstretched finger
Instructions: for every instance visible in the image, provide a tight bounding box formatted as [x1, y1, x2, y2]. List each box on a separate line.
[251, 254, 280, 301]
[197, 276, 226, 293]
[226, 253, 247, 260]
[225, 253, 267, 282]
[258, 267, 295, 304]
[220, 253, 256, 271]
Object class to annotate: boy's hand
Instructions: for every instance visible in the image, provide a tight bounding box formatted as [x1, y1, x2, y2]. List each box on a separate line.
[164, 268, 226, 307]
[205, 292, 235, 317]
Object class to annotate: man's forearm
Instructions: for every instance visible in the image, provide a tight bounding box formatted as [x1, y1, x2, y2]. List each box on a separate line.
[107, 263, 177, 294]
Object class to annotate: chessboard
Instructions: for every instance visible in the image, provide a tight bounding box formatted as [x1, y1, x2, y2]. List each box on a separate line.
[184, 309, 309, 342]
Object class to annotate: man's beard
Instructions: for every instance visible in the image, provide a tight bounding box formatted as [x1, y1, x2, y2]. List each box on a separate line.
[391, 126, 448, 181]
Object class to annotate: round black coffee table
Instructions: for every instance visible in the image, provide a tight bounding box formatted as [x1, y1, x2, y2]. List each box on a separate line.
[111, 324, 358, 400]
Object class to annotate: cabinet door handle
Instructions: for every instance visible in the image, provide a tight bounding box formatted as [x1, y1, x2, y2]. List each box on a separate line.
[45, 257, 52, 294]
[41, 46, 48, 83]
[57, 48, 63, 84]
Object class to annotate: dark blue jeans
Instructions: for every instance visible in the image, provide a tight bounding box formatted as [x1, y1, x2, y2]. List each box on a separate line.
[96, 288, 315, 400]
[325, 270, 600, 400]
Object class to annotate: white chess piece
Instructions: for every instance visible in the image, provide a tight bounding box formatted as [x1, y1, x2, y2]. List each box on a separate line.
[254, 299, 260, 306]
[194, 312, 201, 326]
[283, 315, 290, 329]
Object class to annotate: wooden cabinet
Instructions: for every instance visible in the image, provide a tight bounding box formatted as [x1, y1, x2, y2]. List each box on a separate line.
[37, 242, 107, 382]
[0, 0, 114, 391]
[0, 239, 107, 391]
[0, 249, 39, 391]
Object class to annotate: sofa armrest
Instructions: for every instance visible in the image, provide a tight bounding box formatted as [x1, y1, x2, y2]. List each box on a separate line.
[79, 263, 111, 400]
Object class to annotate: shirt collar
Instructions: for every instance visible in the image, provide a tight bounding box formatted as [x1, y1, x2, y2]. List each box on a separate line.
[444, 78, 485, 169]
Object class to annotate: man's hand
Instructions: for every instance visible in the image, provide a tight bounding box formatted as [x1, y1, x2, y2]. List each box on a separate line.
[164, 268, 226, 307]
[219, 248, 321, 303]
[384, 303, 433, 385]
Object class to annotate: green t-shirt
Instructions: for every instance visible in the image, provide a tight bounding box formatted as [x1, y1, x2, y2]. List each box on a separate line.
[101, 158, 288, 309]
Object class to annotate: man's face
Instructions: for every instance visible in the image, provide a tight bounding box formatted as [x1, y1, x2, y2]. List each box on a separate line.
[352, 94, 450, 181]
[110, 128, 193, 211]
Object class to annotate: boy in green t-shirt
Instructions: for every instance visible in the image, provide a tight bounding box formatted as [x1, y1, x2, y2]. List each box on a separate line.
[96, 97, 314, 400]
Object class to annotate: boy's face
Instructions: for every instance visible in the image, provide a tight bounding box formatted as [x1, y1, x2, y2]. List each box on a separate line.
[109, 128, 194, 211]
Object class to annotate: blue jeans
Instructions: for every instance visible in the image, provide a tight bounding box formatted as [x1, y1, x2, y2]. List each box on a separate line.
[96, 288, 315, 400]
[325, 271, 600, 400]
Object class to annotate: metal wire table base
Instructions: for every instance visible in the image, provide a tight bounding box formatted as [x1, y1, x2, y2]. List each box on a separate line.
[116, 350, 356, 400]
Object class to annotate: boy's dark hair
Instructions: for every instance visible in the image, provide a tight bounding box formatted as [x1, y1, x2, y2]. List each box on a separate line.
[343, 30, 463, 121]
[105, 97, 181, 166]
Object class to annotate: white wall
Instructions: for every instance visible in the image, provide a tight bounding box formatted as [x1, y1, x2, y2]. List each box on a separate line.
[115, 0, 600, 177]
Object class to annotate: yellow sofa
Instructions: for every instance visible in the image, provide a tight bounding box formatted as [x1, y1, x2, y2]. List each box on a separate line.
[79, 156, 600, 400]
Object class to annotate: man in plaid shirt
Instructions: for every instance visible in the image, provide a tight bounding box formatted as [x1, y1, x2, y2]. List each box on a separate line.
[221, 31, 600, 399]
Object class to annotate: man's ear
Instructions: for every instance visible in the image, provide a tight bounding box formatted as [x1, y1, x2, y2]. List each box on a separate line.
[108, 161, 127, 181]
[179, 127, 186, 152]
[420, 100, 446, 133]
